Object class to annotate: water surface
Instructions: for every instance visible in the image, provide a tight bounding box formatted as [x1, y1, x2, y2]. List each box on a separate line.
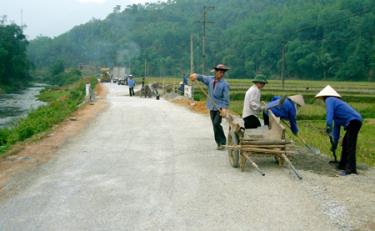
[0, 85, 46, 128]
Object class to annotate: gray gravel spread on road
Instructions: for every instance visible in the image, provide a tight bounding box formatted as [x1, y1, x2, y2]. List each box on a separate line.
[0, 84, 338, 231]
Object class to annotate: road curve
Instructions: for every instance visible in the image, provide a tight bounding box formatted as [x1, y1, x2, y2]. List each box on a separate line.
[0, 83, 338, 231]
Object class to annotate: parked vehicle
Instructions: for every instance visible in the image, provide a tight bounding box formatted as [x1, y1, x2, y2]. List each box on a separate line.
[100, 68, 111, 82]
[112, 67, 127, 85]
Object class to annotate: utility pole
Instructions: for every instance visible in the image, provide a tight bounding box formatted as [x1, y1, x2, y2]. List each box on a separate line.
[190, 34, 194, 73]
[144, 59, 147, 77]
[20, 9, 25, 30]
[281, 43, 287, 90]
[200, 6, 214, 74]
[20, 9, 24, 29]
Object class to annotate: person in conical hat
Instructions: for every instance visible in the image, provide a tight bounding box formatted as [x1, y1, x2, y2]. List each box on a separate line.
[315, 85, 362, 175]
[263, 94, 305, 135]
[190, 64, 230, 151]
[242, 74, 268, 129]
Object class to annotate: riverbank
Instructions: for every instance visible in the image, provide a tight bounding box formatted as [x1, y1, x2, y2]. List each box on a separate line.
[0, 78, 98, 155]
[0, 84, 47, 128]
[0, 82, 107, 194]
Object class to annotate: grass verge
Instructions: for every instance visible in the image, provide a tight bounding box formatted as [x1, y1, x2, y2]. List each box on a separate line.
[0, 77, 97, 157]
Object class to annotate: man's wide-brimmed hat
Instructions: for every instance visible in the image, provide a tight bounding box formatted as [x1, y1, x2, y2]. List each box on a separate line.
[315, 85, 341, 98]
[252, 74, 268, 84]
[288, 95, 305, 107]
[212, 64, 230, 72]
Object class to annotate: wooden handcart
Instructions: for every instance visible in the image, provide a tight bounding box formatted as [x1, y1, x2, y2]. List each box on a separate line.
[225, 111, 302, 179]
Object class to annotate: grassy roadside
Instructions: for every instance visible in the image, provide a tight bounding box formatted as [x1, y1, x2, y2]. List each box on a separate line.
[296, 120, 375, 167]
[0, 77, 97, 157]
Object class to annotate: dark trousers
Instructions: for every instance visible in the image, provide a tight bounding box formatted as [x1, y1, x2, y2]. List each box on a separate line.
[129, 87, 134, 96]
[263, 112, 269, 126]
[210, 110, 226, 145]
[243, 115, 261, 129]
[338, 120, 362, 173]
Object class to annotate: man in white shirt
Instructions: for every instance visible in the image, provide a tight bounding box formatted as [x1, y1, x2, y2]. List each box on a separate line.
[242, 74, 268, 128]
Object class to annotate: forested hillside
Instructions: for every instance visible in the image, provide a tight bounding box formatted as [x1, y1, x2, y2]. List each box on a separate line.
[0, 18, 31, 90]
[28, 0, 375, 81]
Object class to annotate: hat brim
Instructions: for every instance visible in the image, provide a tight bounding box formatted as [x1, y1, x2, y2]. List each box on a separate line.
[213, 68, 229, 72]
[252, 80, 268, 84]
[315, 85, 341, 98]
[288, 95, 305, 106]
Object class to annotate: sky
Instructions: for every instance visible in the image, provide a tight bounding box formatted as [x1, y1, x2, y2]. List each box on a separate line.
[1, 0, 161, 39]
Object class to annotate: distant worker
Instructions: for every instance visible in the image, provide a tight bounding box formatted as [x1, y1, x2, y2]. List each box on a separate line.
[263, 95, 305, 135]
[85, 80, 94, 104]
[242, 74, 268, 129]
[128, 75, 135, 96]
[178, 81, 184, 95]
[190, 64, 230, 150]
[315, 85, 362, 175]
[178, 74, 188, 95]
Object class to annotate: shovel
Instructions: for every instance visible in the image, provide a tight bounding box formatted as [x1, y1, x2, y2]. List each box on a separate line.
[298, 134, 321, 155]
[281, 120, 321, 155]
[328, 135, 339, 164]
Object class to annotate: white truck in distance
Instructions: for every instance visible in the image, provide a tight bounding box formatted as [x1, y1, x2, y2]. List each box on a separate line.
[112, 67, 127, 85]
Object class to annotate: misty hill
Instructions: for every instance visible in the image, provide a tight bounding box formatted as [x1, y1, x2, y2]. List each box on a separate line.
[27, 0, 375, 81]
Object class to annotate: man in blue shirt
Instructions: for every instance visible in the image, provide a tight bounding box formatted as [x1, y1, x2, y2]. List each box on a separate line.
[315, 85, 362, 175]
[190, 64, 230, 150]
[263, 95, 305, 135]
[128, 75, 135, 96]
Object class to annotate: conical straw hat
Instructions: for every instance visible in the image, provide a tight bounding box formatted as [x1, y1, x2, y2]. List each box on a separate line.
[288, 95, 305, 106]
[315, 85, 341, 98]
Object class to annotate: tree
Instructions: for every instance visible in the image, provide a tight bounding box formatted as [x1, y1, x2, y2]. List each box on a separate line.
[0, 19, 31, 87]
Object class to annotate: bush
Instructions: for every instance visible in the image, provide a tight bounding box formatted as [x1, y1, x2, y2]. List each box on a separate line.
[0, 128, 10, 146]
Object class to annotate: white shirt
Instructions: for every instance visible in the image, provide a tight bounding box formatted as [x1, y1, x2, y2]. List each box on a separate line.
[242, 85, 262, 118]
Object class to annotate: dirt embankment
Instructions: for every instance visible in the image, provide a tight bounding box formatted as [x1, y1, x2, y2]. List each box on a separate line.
[171, 98, 208, 114]
[0, 83, 108, 193]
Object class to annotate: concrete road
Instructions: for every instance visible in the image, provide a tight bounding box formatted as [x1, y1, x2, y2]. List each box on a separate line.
[0, 83, 339, 230]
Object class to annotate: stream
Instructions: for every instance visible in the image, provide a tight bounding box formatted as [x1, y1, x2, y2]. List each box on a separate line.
[0, 84, 46, 128]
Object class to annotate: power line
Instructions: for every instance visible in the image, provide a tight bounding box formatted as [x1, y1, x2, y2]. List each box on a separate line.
[196, 6, 214, 74]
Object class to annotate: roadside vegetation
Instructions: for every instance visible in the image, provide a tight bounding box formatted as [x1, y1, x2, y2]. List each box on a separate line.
[0, 72, 97, 157]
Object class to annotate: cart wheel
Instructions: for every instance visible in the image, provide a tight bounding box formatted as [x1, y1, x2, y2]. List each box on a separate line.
[274, 156, 280, 165]
[274, 156, 284, 166]
[228, 129, 240, 168]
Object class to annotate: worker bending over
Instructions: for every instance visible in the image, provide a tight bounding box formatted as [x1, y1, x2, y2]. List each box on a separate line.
[315, 85, 362, 175]
[264, 95, 305, 135]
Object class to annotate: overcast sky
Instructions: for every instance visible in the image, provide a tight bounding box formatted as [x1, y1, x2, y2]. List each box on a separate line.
[1, 0, 162, 39]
